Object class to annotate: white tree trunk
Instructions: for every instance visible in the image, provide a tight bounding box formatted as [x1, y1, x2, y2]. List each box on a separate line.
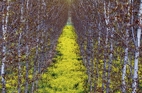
[103, 1, 110, 93]
[25, 0, 30, 93]
[122, 0, 131, 92]
[132, 0, 142, 92]
[122, 47, 129, 93]
[32, 1, 40, 92]
[107, 28, 114, 93]
[18, 33, 22, 93]
[1, 0, 10, 93]
[18, 0, 25, 92]
[25, 46, 29, 93]
[86, 34, 94, 92]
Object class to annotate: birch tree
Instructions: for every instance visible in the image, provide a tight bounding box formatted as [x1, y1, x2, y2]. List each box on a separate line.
[121, 0, 133, 92]
[24, 0, 30, 93]
[1, 0, 10, 93]
[71, 0, 142, 92]
[17, 0, 25, 92]
[31, 0, 40, 92]
[132, 0, 142, 92]
[0, 0, 69, 92]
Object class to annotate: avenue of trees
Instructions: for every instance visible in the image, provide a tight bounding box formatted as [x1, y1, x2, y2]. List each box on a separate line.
[0, 0, 68, 93]
[0, 0, 142, 93]
[71, 0, 142, 93]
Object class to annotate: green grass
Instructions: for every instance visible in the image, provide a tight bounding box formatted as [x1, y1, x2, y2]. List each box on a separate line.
[37, 25, 88, 93]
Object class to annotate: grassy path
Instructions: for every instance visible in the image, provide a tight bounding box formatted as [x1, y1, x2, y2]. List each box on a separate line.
[38, 25, 87, 93]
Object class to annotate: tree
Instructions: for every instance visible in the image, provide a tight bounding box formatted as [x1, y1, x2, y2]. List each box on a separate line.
[0, 0, 69, 92]
[71, 0, 142, 92]
[132, 0, 142, 92]
[1, 0, 10, 93]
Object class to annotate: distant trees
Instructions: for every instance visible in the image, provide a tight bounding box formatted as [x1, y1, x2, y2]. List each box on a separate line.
[1, 0, 141, 92]
[0, 0, 68, 92]
[71, 0, 142, 92]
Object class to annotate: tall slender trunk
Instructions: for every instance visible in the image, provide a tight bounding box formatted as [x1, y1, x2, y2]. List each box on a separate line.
[25, 0, 30, 92]
[132, 31, 141, 93]
[122, 1, 131, 90]
[122, 45, 129, 93]
[132, 1, 142, 92]
[1, 0, 9, 93]
[18, 0, 25, 92]
[31, 45, 39, 93]
[86, 29, 94, 92]
[25, 45, 29, 93]
[129, 0, 134, 79]
[18, 33, 22, 93]
[32, 1, 40, 92]
[40, 0, 47, 69]
[103, 1, 110, 92]
[102, 28, 108, 92]
[94, 22, 101, 92]
[106, 27, 114, 93]
[36, 0, 41, 90]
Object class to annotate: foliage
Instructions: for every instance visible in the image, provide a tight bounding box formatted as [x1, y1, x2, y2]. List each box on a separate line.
[71, 0, 142, 92]
[37, 25, 88, 93]
[0, 0, 68, 92]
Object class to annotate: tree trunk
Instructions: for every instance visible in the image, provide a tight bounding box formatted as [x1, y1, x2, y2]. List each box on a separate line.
[106, 28, 114, 93]
[25, 0, 30, 93]
[86, 29, 94, 92]
[1, 0, 9, 93]
[32, 1, 40, 92]
[103, 1, 110, 92]
[18, 0, 25, 92]
[132, 0, 142, 92]
[121, 1, 133, 92]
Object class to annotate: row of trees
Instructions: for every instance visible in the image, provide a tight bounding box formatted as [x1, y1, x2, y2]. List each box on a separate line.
[71, 0, 142, 93]
[0, 0, 68, 93]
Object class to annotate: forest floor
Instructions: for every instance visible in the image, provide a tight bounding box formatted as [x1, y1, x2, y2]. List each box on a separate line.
[37, 25, 88, 93]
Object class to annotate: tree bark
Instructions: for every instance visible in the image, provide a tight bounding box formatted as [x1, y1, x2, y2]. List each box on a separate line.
[121, 1, 132, 92]
[132, 32, 141, 93]
[25, 0, 30, 93]
[1, 0, 9, 93]
[18, 0, 25, 92]
[103, 1, 110, 92]
[132, 1, 142, 91]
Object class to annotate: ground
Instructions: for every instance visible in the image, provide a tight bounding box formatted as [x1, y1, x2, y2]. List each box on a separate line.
[37, 25, 87, 93]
